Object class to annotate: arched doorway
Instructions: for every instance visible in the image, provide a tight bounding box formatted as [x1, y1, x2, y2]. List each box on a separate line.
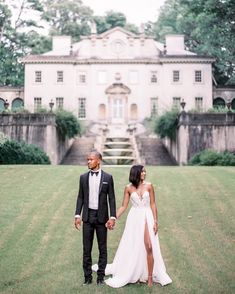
[12, 97, 24, 111]
[105, 83, 131, 124]
[231, 98, 235, 110]
[130, 103, 138, 120]
[0, 98, 4, 112]
[213, 97, 225, 108]
[98, 103, 106, 120]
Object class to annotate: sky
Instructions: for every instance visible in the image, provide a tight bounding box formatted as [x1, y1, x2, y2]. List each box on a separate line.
[82, 0, 166, 26]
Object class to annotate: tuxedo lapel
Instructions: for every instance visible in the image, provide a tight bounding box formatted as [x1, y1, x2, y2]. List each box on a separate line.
[84, 172, 90, 197]
[98, 170, 104, 195]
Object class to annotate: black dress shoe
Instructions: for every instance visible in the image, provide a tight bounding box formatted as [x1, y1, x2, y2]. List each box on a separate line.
[97, 279, 105, 285]
[83, 278, 92, 285]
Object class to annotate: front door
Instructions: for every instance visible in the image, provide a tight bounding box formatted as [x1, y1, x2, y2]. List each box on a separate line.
[112, 97, 124, 123]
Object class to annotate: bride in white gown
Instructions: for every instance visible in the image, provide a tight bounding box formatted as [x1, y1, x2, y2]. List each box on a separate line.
[92, 165, 172, 288]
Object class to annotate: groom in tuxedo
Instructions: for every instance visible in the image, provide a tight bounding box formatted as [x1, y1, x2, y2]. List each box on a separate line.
[74, 150, 116, 285]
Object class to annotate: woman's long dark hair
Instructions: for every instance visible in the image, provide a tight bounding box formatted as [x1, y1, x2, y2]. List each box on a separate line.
[129, 164, 144, 188]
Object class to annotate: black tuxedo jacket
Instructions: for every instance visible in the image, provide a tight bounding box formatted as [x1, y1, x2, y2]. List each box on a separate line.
[75, 170, 116, 223]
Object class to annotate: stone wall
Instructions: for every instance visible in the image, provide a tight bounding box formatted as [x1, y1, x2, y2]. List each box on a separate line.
[0, 113, 73, 164]
[164, 112, 235, 165]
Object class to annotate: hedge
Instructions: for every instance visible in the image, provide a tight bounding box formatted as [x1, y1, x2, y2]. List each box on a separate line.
[0, 140, 51, 164]
[189, 150, 235, 166]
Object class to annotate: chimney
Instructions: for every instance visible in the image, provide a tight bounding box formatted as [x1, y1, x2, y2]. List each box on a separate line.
[165, 35, 185, 54]
[52, 36, 72, 55]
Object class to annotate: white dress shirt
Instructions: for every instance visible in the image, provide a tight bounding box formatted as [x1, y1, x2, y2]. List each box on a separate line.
[88, 169, 101, 209]
[75, 169, 116, 219]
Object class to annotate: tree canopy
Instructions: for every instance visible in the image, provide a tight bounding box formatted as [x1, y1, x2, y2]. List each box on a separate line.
[0, 0, 233, 86]
[153, 0, 235, 84]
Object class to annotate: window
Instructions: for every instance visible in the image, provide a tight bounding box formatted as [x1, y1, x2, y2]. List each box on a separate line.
[56, 97, 64, 109]
[78, 98, 86, 118]
[34, 97, 42, 111]
[172, 97, 181, 109]
[173, 70, 180, 82]
[78, 72, 86, 84]
[129, 71, 139, 84]
[98, 71, 107, 84]
[195, 97, 203, 111]
[151, 98, 158, 117]
[35, 71, 42, 83]
[150, 71, 158, 83]
[195, 70, 202, 83]
[57, 71, 64, 83]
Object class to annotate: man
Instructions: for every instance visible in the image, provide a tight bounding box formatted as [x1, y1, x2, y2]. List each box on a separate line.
[74, 150, 116, 286]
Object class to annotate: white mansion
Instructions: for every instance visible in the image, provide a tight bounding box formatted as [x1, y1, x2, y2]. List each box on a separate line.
[21, 26, 215, 124]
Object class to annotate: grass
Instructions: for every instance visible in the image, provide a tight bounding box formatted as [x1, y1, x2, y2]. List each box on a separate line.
[0, 165, 234, 294]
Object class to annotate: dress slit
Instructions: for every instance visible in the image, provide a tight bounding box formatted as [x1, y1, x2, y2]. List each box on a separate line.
[144, 220, 153, 253]
[92, 191, 172, 288]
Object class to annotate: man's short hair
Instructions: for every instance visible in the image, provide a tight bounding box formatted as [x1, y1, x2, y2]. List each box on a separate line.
[89, 149, 102, 160]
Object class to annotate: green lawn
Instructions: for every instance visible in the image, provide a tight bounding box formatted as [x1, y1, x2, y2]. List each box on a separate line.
[0, 166, 234, 294]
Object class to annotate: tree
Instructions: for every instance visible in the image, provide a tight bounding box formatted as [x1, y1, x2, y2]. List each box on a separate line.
[153, 0, 235, 85]
[94, 11, 139, 34]
[0, 3, 24, 85]
[42, 0, 93, 41]
[105, 11, 127, 28]
[0, 0, 49, 86]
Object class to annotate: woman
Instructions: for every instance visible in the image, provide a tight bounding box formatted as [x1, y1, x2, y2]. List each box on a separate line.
[93, 164, 172, 288]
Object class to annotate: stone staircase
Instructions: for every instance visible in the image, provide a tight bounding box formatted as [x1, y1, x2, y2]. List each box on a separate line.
[61, 136, 95, 165]
[137, 136, 177, 165]
[102, 136, 135, 165]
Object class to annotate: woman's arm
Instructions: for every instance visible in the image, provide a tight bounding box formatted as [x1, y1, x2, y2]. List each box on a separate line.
[149, 183, 158, 234]
[116, 186, 130, 219]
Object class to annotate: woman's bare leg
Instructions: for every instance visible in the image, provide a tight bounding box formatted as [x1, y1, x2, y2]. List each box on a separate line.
[144, 222, 154, 287]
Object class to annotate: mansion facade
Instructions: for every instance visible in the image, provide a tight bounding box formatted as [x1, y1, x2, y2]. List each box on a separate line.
[20, 26, 216, 124]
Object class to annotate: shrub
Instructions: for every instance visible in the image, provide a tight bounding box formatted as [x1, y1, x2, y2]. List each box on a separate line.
[199, 150, 222, 166]
[12, 107, 30, 114]
[35, 107, 49, 113]
[0, 140, 50, 164]
[0, 132, 9, 145]
[189, 150, 235, 166]
[55, 110, 81, 140]
[154, 109, 179, 139]
[207, 106, 235, 113]
[217, 151, 235, 166]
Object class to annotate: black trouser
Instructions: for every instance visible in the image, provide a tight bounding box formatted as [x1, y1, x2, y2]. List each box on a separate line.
[82, 209, 107, 280]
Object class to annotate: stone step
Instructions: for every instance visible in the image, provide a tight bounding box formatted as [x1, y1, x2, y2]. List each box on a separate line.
[101, 135, 136, 165]
[61, 136, 95, 165]
[137, 137, 177, 165]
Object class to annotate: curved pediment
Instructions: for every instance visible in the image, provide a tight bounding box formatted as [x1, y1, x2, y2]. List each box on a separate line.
[105, 83, 131, 95]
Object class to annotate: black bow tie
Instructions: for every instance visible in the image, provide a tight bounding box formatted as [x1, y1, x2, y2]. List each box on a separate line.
[90, 171, 99, 176]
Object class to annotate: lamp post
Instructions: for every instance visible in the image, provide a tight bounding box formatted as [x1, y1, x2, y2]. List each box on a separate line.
[49, 99, 54, 112]
[180, 99, 186, 112]
[226, 100, 232, 113]
[4, 99, 9, 110]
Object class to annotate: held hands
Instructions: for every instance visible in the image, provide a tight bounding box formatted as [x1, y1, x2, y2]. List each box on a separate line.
[105, 219, 115, 230]
[74, 217, 81, 230]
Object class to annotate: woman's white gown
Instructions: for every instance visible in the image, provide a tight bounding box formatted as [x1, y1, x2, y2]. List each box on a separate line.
[92, 191, 172, 288]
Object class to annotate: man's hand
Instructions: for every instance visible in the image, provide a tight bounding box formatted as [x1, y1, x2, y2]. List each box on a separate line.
[74, 217, 81, 230]
[105, 219, 115, 230]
